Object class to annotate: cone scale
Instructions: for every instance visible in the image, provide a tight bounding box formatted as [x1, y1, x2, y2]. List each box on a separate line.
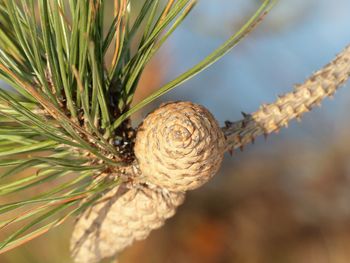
[135, 101, 226, 192]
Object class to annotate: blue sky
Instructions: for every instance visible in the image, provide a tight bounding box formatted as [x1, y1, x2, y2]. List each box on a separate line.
[159, 0, 350, 139]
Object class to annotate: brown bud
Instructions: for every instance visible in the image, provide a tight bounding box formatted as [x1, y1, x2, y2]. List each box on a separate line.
[70, 184, 185, 263]
[134, 101, 225, 192]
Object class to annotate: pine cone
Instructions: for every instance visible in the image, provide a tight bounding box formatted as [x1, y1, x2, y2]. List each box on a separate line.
[134, 101, 225, 192]
[70, 184, 185, 263]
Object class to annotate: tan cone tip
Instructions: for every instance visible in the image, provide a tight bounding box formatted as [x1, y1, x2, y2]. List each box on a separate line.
[134, 101, 225, 192]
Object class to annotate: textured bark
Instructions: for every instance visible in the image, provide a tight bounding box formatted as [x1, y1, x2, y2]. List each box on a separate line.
[70, 184, 185, 263]
[134, 101, 226, 192]
[223, 45, 350, 151]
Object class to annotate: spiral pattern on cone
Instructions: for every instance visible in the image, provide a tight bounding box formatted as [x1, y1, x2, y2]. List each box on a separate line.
[70, 184, 185, 263]
[135, 101, 225, 192]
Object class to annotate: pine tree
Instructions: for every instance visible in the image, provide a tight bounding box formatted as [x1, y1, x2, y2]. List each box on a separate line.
[0, 1, 349, 262]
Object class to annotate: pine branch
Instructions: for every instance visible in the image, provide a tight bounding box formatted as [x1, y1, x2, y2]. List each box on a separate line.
[223, 45, 350, 151]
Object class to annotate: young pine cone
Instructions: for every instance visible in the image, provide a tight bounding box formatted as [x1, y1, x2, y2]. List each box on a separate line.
[70, 184, 185, 263]
[135, 101, 226, 192]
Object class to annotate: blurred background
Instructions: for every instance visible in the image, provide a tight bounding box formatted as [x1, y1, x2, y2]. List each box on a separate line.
[2, 0, 350, 262]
